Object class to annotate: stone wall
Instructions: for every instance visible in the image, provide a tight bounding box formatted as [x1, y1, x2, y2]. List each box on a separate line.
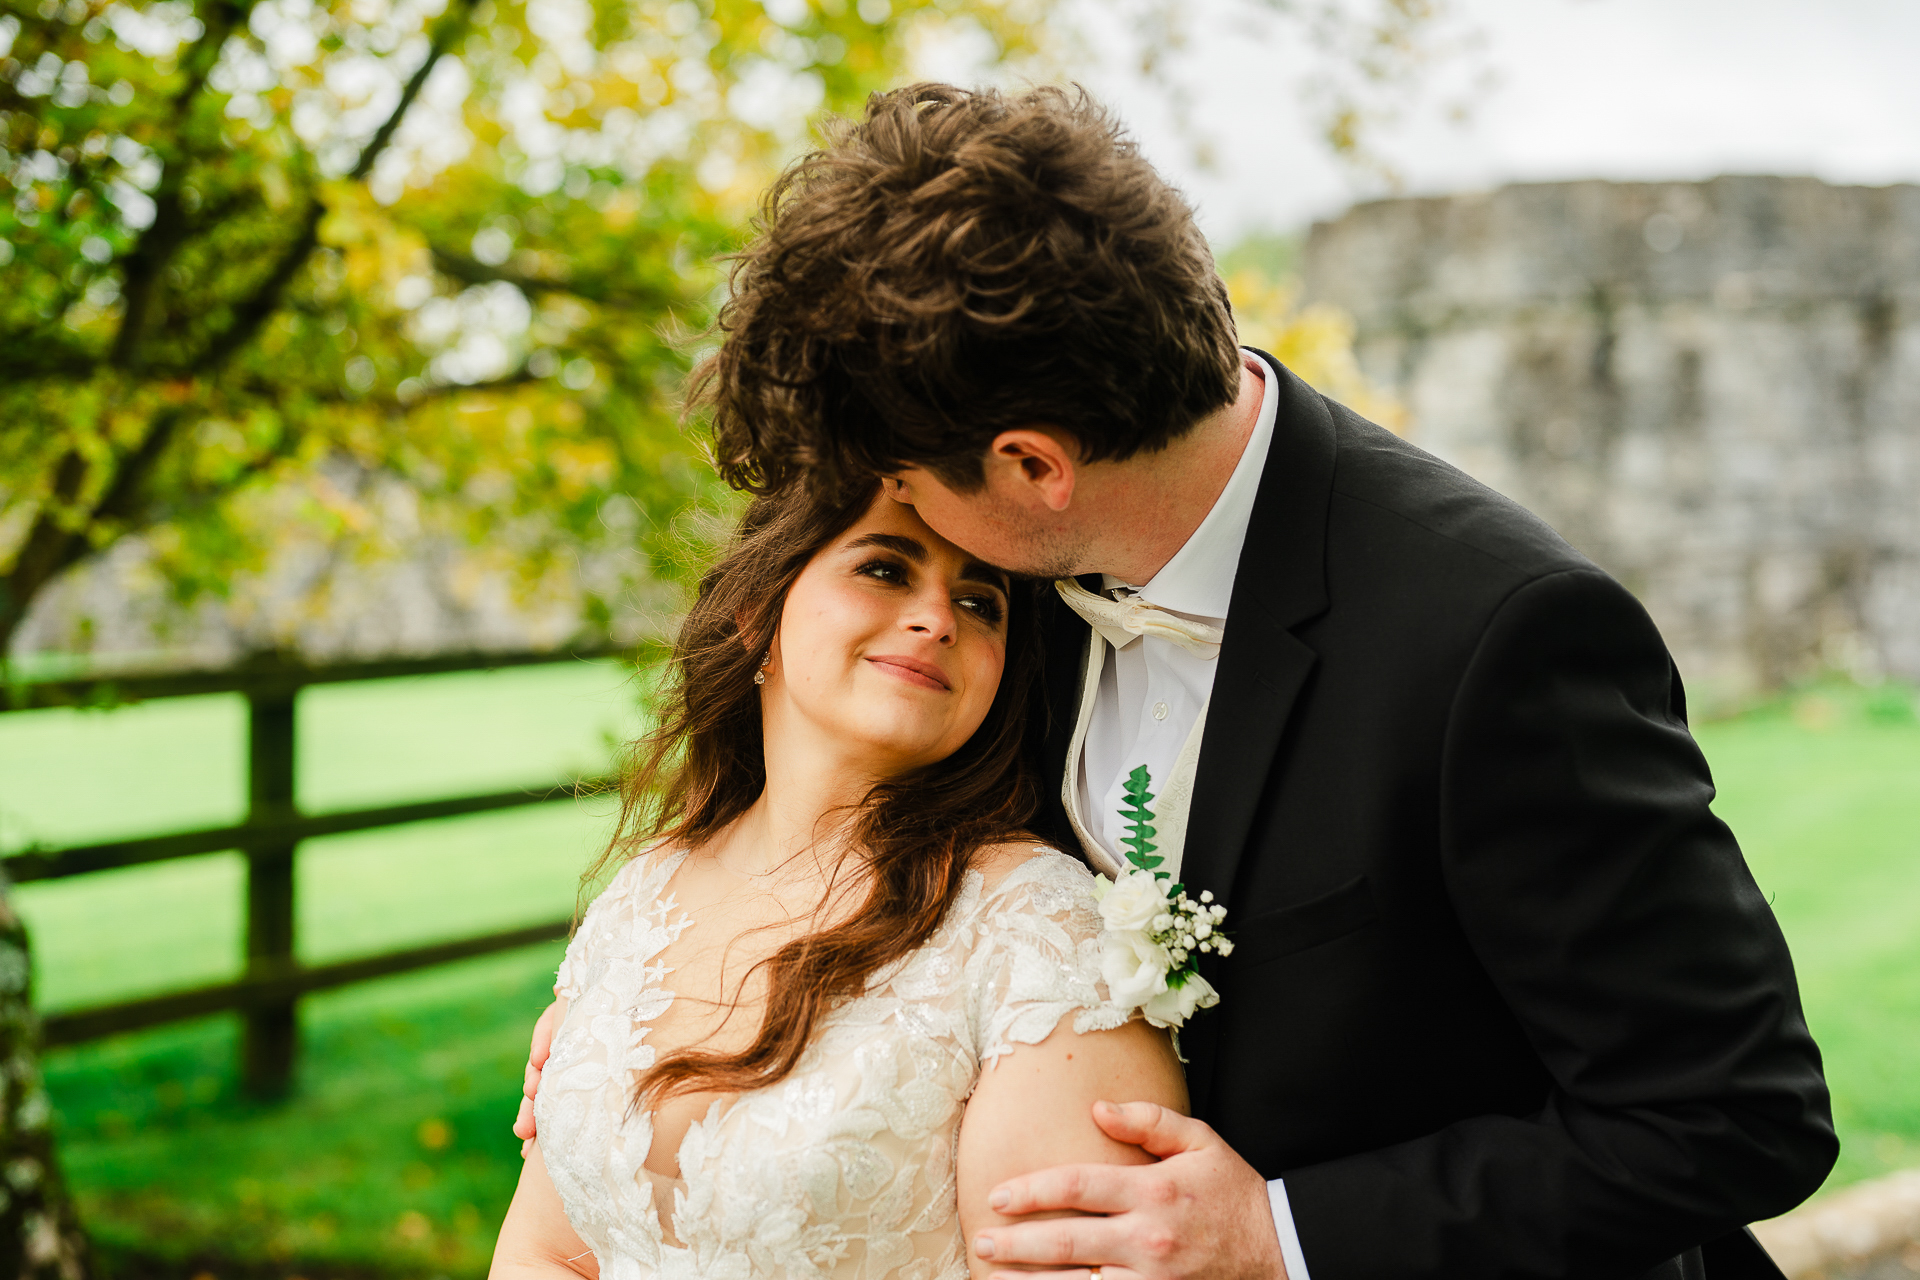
[1300, 176, 1920, 699]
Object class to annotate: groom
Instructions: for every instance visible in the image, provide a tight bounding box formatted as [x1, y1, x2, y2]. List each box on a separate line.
[521, 84, 1836, 1278]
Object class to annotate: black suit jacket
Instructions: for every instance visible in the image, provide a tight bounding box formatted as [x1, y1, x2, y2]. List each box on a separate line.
[1030, 354, 1836, 1279]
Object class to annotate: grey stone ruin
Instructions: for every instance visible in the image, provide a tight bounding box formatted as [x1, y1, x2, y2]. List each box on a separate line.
[1300, 176, 1920, 702]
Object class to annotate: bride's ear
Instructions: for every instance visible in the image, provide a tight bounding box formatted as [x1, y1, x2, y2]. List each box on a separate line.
[735, 611, 776, 659]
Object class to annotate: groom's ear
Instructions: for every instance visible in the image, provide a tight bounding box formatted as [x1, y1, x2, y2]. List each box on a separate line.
[986, 428, 1079, 513]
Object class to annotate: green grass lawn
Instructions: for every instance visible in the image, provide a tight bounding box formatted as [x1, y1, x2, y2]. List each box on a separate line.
[1692, 683, 1920, 1187]
[3, 668, 1916, 1276]
[4, 661, 640, 1274]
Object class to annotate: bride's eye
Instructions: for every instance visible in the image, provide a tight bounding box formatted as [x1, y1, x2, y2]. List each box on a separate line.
[854, 558, 909, 585]
[957, 593, 1005, 625]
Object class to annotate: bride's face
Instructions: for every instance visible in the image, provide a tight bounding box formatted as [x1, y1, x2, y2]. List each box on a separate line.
[764, 491, 1012, 776]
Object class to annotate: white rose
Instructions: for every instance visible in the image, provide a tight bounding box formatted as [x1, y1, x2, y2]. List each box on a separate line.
[1097, 869, 1168, 932]
[1101, 929, 1171, 1009]
[1142, 973, 1220, 1029]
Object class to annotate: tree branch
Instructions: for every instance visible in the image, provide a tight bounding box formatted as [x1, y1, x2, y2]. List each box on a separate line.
[0, 451, 94, 651]
[0, 337, 104, 384]
[109, 0, 265, 371]
[192, 0, 481, 376]
[3, 0, 482, 655]
[430, 245, 678, 311]
[87, 406, 188, 528]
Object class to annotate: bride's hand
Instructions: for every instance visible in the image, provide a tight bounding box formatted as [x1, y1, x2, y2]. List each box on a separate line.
[973, 1101, 1287, 1280]
[514, 999, 563, 1156]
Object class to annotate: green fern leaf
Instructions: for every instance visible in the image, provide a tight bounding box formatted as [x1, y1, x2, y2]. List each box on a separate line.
[1119, 764, 1161, 871]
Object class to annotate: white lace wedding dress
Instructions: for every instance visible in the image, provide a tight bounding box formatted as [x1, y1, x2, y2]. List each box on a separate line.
[535, 847, 1130, 1280]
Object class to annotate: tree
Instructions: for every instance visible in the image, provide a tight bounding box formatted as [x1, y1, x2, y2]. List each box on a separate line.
[0, 879, 88, 1280]
[0, 0, 1047, 659]
[0, 0, 1466, 662]
[0, 0, 1474, 666]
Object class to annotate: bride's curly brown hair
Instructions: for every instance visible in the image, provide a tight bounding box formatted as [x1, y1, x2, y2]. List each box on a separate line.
[584, 479, 1048, 1108]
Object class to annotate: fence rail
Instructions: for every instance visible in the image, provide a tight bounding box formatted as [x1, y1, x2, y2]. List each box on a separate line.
[40, 918, 575, 1048]
[3, 645, 630, 1096]
[3, 645, 627, 711]
[3, 778, 612, 883]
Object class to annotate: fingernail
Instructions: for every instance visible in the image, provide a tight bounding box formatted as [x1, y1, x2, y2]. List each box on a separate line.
[1094, 1100, 1117, 1115]
[974, 1236, 995, 1259]
[988, 1189, 1009, 1211]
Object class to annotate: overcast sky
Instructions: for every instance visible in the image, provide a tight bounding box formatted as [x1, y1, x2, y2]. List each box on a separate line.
[1059, 0, 1920, 244]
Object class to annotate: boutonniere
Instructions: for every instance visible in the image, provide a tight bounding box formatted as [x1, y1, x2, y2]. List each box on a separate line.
[1091, 766, 1231, 1030]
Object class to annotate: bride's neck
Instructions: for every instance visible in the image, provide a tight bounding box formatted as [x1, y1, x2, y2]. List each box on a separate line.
[717, 724, 884, 878]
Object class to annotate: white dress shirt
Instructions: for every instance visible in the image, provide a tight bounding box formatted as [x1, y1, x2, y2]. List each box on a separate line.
[1075, 350, 1276, 860]
[1070, 351, 1315, 1280]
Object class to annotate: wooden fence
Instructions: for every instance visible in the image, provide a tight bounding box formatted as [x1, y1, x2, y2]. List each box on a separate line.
[1, 647, 627, 1098]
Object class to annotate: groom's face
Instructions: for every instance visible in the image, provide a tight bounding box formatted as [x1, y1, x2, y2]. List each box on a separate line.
[886, 455, 1088, 581]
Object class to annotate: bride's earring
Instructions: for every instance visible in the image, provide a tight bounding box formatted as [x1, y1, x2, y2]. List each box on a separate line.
[753, 651, 770, 685]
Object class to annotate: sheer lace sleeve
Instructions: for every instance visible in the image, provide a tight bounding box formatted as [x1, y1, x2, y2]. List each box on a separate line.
[966, 850, 1132, 1067]
[553, 850, 683, 1002]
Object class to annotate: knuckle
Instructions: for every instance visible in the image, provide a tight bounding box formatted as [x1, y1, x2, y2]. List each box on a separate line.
[1138, 1227, 1178, 1261]
[1145, 1174, 1180, 1207]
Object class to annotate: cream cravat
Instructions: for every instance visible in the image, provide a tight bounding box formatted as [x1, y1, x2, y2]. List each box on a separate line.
[1053, 579, 1225, 660]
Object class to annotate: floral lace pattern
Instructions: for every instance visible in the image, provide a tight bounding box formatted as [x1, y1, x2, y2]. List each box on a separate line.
[535, 849, 1128, 1280]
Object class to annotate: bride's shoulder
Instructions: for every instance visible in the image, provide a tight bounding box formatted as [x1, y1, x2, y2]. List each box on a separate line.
[583, 842, 686, 914]
[968, 838, 1102, 903]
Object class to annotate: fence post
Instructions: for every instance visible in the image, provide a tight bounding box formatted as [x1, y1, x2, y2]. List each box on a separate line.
[243, 689, 298, 1099]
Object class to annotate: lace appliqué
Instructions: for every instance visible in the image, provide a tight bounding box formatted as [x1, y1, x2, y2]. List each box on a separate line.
[535, 850, 1129, 1280]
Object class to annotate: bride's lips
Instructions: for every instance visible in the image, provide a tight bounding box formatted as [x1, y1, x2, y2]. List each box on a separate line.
[865, 655, 952, 691]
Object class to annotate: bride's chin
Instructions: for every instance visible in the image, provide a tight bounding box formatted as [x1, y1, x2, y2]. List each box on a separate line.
[833, 715, 960, 770]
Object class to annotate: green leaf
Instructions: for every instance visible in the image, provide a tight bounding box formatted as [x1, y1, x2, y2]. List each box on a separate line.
[1119, 764, 1162, 872]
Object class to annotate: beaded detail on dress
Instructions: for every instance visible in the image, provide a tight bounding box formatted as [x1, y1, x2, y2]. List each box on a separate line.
[535, 849, 1128, 1280]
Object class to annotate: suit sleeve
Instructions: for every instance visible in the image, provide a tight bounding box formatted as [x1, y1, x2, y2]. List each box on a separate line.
[1281, 567, 1837, 1279]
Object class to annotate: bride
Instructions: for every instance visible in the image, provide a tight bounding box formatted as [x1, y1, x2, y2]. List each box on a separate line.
[490, 477, 1187, 1278]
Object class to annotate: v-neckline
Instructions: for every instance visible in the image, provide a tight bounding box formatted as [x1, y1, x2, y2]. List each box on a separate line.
[613, 851, 995, 1233]
[626, 849, 811, 1196]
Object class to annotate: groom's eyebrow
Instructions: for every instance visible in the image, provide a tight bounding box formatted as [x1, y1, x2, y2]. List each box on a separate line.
[845, 534, 1009, 593]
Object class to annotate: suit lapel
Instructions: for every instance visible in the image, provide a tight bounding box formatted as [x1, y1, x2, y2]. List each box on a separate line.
[1179, 354, 1337, 908]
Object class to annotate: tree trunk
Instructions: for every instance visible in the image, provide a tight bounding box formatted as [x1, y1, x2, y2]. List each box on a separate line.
[0, 875, 90, 1279]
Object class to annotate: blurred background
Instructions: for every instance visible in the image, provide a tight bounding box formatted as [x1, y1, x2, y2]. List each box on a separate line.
[2, 0, 1917, 1274]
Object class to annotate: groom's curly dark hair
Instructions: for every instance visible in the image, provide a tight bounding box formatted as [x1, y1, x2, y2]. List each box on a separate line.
[688, 82, 1242, 495]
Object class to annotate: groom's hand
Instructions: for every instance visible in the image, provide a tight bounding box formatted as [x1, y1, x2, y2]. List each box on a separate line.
[974, 1101, 1287, 1280]
[513, 999, 561, 1157]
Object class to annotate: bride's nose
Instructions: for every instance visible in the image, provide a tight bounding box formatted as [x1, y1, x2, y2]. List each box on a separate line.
[901, 587, 957, 646]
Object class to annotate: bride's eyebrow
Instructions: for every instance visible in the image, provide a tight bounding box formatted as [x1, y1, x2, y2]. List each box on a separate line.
[845, 533, 1008, 594]
[957, 560, 1010, 594]
[845, 532, 926, 560]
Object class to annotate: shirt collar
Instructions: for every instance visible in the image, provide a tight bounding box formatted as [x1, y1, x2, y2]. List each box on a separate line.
[1099, 350, 1279, 622]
